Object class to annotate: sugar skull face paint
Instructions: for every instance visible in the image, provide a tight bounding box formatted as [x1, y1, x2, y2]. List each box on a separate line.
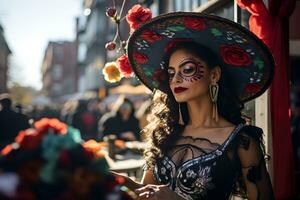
[168, 49, 212, 103]
[167, 57, 205, 83]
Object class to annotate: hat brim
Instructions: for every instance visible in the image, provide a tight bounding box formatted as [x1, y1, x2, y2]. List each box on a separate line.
[127, 12, 274, 103]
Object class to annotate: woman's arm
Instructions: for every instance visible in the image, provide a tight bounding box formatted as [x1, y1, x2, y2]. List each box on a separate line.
[237, 132, 274, 200]
[112, 170, 185, 200]
[110, 169, 157, 191]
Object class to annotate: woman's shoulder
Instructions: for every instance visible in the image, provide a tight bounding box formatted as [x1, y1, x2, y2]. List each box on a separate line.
[233, 124, 264, 151]
[239, 124, 263, 140]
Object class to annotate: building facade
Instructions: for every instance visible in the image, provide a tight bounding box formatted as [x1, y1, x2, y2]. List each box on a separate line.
[0, 24, 12, 93]
[41, 41, 78, 101]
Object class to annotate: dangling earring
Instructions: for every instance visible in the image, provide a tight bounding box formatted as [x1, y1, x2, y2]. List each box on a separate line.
[178, 103, 184, 125]
[209, 83, 219, 122]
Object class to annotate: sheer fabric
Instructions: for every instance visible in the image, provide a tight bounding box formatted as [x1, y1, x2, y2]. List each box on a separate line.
[153, 124, 274, 200]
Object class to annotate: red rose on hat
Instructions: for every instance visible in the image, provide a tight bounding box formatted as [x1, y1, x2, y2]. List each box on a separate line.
[184, 17, 206, 31]
[245, 83, 262, 94]
[117, 54, 133, 78]
[126, 4, 152, 32]
[133, 52, 148, 64]
[140, 30, 162, 43]
[220, 44, 252, 66]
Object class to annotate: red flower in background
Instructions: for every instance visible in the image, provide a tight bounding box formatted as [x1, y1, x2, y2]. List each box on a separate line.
[15, 129, 43, 150]
[116, 54, 133, 78]
[126, 4, 152, 32]
[184, 17, 206, 31]
[133, 52, 148, 64]
[245, 83, 262, 94]
[140, 30, 162, 43]
[220, 44, 252, 66]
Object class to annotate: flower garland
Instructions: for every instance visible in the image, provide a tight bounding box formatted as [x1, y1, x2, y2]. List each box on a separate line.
[0, 118, 134, 200]
[102, 3, 152, 83]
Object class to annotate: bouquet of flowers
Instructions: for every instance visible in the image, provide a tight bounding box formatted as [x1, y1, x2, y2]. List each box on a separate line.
[0, 118, 134, 200]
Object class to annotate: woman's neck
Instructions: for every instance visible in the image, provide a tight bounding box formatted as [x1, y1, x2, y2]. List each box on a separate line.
[186, 95, 218, 128]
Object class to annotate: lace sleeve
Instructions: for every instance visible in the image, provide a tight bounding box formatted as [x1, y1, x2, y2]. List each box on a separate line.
[236, 126, 274, 200]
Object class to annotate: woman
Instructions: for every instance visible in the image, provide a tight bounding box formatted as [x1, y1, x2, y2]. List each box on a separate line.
[112, 12, 275, 200]
[99, 97, 141, 141]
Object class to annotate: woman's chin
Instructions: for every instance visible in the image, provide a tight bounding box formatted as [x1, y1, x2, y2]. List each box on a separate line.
[174, 96, 188, 103]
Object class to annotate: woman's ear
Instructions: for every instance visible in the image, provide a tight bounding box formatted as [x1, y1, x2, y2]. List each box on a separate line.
[210, 66, 221, 83]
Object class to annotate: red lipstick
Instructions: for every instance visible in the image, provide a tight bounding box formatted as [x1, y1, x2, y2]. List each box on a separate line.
[174, 87, 188, 93]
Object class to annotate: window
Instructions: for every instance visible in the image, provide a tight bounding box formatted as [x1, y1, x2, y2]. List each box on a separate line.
[52, 64, 62, 80]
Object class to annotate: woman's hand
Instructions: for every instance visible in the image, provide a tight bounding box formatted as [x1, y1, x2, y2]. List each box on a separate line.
[110, 171, 142, 191]
[135, 184, 185, 200]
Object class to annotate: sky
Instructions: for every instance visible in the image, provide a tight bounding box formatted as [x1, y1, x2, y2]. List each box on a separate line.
[0, 0, 81, 90]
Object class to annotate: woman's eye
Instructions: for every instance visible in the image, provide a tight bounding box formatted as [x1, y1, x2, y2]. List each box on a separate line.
[182, 65, 196, 75]
[167, 69, 175, 79]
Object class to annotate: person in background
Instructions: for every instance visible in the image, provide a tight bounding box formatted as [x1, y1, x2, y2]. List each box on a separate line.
[0, 93, 30, 149]
[98, 97, 141, 141]
[71, 99, 98, 140]
[60, 100, 78, 125]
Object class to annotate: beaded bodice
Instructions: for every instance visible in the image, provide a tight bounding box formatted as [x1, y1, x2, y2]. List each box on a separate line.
[153, 123, 245, 200]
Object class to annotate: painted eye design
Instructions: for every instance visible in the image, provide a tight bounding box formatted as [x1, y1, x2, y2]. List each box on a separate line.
[181, 65, 196, 76]
[167, 68, 175, 80]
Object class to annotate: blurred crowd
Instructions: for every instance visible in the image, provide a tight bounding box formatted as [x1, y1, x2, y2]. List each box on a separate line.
[0, 93, 151, 150]
[0, 92, 150, 199]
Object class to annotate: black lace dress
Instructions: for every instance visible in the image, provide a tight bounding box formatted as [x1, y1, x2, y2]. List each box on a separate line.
[153, 124, 274, 200]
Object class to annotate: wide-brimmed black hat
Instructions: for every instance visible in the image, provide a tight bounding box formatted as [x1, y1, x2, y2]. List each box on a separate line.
[127, 12, 275, 102]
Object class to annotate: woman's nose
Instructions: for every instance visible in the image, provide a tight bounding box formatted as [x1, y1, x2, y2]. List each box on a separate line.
[171, 72, 183, 84]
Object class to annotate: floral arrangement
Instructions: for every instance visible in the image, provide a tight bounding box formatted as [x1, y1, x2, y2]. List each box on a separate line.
[0, 118, 134, 200]
[102, 3, 152, 83]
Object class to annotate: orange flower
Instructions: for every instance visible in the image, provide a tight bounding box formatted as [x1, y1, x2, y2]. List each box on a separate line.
[34, 118, 67, 135]
[83, 140, 102, 154]
[83, 140, 106, 158]
[1, 144, 13, 156]
[114, 139, 126, 149]
[102, 62, 123, 83]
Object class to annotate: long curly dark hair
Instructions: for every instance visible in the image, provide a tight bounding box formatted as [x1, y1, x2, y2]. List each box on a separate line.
[142, 42, 246, 169]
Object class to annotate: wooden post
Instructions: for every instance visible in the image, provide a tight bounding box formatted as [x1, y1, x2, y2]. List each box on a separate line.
[255, 90, 274, 184]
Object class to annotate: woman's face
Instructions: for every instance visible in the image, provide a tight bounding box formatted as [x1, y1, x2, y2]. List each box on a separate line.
[119, 102, 133, 117]
[168, 49, 213, 103]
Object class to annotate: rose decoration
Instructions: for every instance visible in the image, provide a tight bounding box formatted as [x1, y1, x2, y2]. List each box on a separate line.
[245, 83, 262, 94]
[102, 62, 123, 83]
[236, 0, 260, 9]
[133, 52, 148, 64]
[140, 30, 162, 43]
[184, 17, 206, 31]
[116, 54, 134, 78]
[220, 44, 252, 66]
[126, 4, 152, 33]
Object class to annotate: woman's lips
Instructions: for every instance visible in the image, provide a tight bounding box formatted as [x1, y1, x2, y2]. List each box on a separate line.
[174, 87, 188, 93]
